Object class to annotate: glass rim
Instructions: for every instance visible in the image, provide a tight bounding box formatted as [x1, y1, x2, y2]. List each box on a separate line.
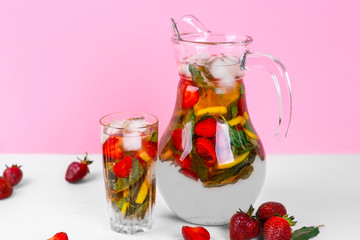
[171, 32, 253, 46]
[99, 111, 158, 130]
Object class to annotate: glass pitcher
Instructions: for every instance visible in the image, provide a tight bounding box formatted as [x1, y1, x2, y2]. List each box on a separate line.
[158, 15, 292, 225]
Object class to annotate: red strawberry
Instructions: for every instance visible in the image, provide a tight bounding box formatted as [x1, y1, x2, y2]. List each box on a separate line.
[195, 137, 217, 167]
[179, 168, 199, 181]
[103, 136, 123, 161]
[143, 140, 157, 158]
[48, 232, 68, 240]
[182, 84, 199, 109]
[256, 201, 287, 225]
[172, 129, 183, 151]
[0, 177, 13, 200]
[182, 226, 210, 240]
[65, 153, 93, 183]
[113, 156, 133, 178]
[238, 96, 246, 116]
[194, 117, 217, 137]
[263, 215, 296, 240]
[175, 155, 192, 170]
[230, 205, 260, 240]
[3, 164, 23, 186]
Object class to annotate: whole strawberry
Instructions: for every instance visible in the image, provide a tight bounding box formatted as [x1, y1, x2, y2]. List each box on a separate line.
[48, 232, 68, 240]
[182, 226, 210, 240]
[256, 201, 287, 225]
[3, 164, 23, 186]
[230, 205, 260, 240]
[65, 153, 93, 183]
[263, 215, 296, 240]
[0, 177, 13, 200]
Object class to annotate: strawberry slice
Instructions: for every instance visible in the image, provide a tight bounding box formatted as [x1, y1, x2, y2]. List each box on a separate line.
[175, 155, 192, 170]
[194, 117, 217, 137]
[182, 84, 199, 109]
[113, 156, 132, 178]
[171, 129, 183, 151]
[237, 96, 246, 116]
[195, 137, 217, 167]
[179, 169, 199, 181]
[103, 136, 123, 161]
[182, 226, 210, 240]
[143, 140, 157, 158]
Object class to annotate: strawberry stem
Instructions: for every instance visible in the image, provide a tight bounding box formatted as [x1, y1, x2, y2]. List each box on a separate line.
[78, 152, 93, 165]
[283, 214, 297, 226]
[247, 205, 255, 216]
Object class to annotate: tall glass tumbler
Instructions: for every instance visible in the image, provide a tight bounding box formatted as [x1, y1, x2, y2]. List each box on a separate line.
[100, 112, 158, 234]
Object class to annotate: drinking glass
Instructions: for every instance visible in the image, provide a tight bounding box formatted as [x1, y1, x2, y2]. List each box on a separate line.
[100, 112, 158, 234]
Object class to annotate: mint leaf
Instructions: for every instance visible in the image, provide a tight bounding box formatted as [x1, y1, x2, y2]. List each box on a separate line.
[115, 198, 127, 210]
[113, 178, 129, 192]
[244, 120, 255, 132]
[191, 148, 209, 182]
[291, 226, 322, 240]
[203, 150, 256, 188]
[183, 109, 196, 135]
[129, 158, 144, 185]
[239, 83, 245, 95]
[229, 125, 248, 148]
[189, 64, 204, 82]
[150, 131, 158, 143]
[135, 200, 149, 219]
[231, 103, 238, 118]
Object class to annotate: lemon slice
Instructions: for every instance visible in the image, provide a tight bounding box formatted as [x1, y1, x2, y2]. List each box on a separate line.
[195, 106, 227, 117]
[215, 151, 251, 169]
[244, 128, 258, 139]
[228, 115, 245, 126]
[121, 202, 129, 215]
[135, 180, 150, 204]
[139, 151, 151, 162]
[160, 149, 173, 160]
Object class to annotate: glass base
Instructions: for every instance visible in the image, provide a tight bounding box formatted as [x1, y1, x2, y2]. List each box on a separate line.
[109, 217, 153, 235]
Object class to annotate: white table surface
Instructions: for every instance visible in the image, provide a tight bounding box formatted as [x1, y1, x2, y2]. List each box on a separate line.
[0, 154, 359, 240]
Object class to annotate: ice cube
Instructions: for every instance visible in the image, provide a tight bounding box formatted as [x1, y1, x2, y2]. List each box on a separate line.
[178, 63, 191, 77]
[209, 57, 229, 79]
[122, 117, 146, 130]
[122, 135, 142, 151]
[104, 119, 124, 135]
[209, 55, 243, 80]
[219, 74, 235, 87]
[223, 56, 243, 78]
[122, 117, 146, 151]
[197, 52, 211, 64]
[221, 55, 238, 65]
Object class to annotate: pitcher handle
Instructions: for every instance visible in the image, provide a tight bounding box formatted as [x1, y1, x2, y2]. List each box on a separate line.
[242, 51, 293, 139]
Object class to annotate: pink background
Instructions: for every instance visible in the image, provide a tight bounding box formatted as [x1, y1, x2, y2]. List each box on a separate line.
[0, 0, 359, 154]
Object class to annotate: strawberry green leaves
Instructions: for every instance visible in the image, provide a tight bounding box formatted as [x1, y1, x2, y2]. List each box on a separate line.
[290, 226, 323, 240]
